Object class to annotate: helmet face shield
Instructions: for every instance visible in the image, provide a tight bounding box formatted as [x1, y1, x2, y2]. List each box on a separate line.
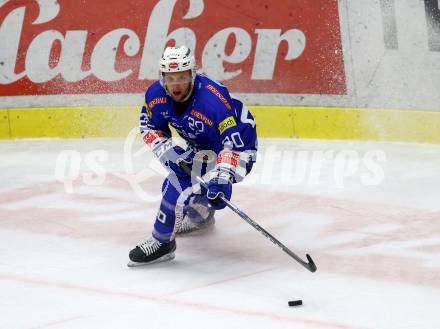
[162, 72, 193, 86]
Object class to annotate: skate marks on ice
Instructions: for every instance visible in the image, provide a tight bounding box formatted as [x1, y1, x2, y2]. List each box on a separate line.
[235, 185, 440, 287]
[0, 271, 376, 329]
[0, 173, 439, 288]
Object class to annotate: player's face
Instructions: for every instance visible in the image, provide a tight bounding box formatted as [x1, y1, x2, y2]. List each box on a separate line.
[164, 71, 193, 102]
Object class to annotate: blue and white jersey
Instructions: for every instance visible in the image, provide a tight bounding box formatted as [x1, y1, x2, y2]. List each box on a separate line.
[140, 74, 257, 155]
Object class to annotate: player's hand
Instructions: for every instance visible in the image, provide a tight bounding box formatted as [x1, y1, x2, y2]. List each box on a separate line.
[206, 171, 232, 210]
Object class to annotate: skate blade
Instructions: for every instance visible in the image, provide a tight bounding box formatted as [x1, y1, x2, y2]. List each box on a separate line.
[127, 252, 175, 267]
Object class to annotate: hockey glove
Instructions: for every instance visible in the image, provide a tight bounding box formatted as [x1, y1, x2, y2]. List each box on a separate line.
[206, 171, 232, 210]
[154, 140, 194, 178]
[142, 130, 194, 177]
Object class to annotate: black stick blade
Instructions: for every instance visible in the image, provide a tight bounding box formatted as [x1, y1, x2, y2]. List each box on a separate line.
[306, 254, 317, 272]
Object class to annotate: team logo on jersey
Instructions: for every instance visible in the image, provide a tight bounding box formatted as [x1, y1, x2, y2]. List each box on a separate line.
[218, 116, 237, 134]
[148, 97, 167, 109]
[191, 109, 214, 126]
[206, 84, 232, 110]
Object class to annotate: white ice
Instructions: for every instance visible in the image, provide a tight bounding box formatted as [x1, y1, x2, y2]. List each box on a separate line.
[1, 137, 439, 329]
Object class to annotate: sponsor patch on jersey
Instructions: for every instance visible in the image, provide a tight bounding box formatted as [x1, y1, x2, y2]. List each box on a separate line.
[191, 109, 214, 126]
[148, 96, 167, 109]
[218, 116, 237, 134]
[143, 130, 167, 146]
[206, 84, 232, 110]
[217, 150, 240, 168]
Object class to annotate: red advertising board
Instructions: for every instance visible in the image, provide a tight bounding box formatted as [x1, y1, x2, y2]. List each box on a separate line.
[0, 0, 346, 96]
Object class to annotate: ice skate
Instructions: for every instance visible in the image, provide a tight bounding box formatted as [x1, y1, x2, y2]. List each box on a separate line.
[127, 236, 176, 267]
[176, 198, 215, 235]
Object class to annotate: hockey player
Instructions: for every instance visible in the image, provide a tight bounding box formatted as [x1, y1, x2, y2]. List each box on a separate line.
[128, 45, 258, 266]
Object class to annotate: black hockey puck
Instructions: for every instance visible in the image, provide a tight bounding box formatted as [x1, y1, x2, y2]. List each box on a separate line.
[288, 300, 303, 307]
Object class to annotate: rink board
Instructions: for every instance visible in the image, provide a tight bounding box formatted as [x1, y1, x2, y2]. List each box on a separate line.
[1, 106, 439, 143]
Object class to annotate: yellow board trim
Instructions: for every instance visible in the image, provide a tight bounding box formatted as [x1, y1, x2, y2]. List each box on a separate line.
[250, 106, 440, 143]
[0, 106, 440, 143]
[2, 106, 139, 138]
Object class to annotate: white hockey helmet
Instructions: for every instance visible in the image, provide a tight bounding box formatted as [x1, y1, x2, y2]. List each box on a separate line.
[159, 45, 196, 74]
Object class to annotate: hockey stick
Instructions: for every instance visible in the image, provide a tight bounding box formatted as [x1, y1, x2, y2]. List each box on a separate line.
[178, 160, 317, 273]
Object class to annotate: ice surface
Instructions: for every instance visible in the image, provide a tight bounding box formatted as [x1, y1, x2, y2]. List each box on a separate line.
[1, 138, 439, 329]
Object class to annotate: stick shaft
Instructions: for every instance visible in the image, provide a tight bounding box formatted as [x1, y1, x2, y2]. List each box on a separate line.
[180, 162, 317, 272]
